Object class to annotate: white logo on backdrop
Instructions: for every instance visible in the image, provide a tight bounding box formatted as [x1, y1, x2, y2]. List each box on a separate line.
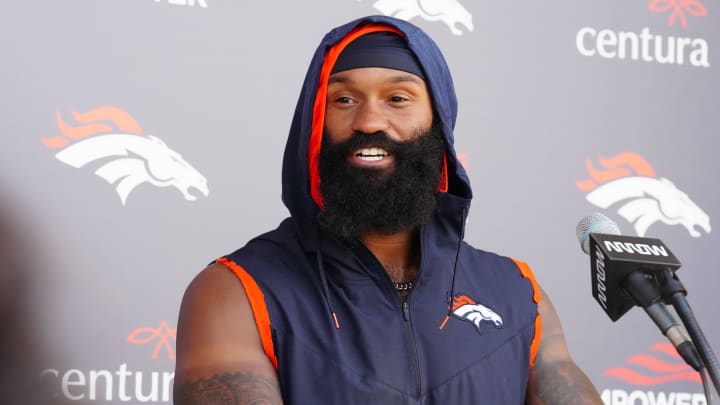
[574, 1, 710, 68]
[56, 134, 208, 205]
[43, 107, 209, 205]
[155, 0, 208, 8]
[359, 0, 473, 36]
[577, 152, 711, 238]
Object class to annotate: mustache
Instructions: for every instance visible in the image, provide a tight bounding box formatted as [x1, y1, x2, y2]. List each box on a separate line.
[325, 131, 418, 156]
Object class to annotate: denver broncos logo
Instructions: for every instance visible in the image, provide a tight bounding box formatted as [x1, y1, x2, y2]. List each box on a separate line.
[362, 0, 474, 36]
[42, 106, 209, 205]
[577, 152, 710, 238]
[439, 295, 503, 334]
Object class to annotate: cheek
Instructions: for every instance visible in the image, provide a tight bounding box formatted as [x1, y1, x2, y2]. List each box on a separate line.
[324, 109, 351, 143]
[407, 99, 434, 133]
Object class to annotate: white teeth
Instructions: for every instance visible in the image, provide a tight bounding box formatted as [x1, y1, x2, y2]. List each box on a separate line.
[355, 147, 388, 161]
[359, 155, 383, 161]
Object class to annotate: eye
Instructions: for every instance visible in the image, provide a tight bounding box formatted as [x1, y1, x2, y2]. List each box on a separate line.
[335, 96, 355, 104]
[390, 95, 410, 103]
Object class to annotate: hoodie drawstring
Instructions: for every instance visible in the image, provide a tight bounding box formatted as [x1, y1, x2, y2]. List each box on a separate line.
[313, 225, 340, 329]
[447, 206, 468, 316]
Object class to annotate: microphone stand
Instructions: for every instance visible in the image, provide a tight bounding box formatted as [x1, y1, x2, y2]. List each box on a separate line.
[657, 268, 720, 396]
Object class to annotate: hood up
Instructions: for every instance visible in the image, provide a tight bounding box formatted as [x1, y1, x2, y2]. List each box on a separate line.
[281, 15, 472, 231]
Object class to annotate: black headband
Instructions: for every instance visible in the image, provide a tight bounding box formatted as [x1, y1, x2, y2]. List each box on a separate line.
[331, 32, 425, 80]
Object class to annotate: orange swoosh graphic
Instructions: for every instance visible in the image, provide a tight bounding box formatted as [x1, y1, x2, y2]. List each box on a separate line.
[71, 107, 143, 134]
[457, 152, 470, 169]
[576, 152, 656, 191]
[627, 354, 694, 373]
[42, 106, 144, 149]
[651, 342, 683, 359]
[604, 368, 701, 385]
[452, 295, 476, 310]
[57, 112, 114, 140]
[603, 342, 701, 386]
[440, 294, 478, 330]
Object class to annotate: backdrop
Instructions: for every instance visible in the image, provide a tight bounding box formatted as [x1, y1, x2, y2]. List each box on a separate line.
[1, 1, 717, 403]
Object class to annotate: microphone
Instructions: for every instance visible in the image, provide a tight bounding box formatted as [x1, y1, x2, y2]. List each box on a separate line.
[576, 213, 702, 371]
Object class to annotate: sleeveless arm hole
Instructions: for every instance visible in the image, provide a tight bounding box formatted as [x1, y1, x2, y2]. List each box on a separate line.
[509, 257, 542, 368]
[216, 257, 279, 370]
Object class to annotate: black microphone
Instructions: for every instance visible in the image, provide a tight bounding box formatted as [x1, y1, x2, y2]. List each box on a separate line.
[576, 213, 702, 371]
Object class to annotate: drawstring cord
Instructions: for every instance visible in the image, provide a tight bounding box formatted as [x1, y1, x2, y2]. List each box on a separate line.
[440, 206, 468, 328]
[313, 225, 340, 329]
[314, 205, 467, 331]
[449, 206, 467, 310]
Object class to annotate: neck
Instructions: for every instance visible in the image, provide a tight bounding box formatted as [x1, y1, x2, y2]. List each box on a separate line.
[360, 229, 420, 283]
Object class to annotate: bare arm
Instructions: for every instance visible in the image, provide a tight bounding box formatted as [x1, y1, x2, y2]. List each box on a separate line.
[174, 263, 283, 405]
[525, 286, 603, 405]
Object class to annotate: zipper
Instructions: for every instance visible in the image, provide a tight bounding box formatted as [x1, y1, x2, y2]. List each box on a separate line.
[351, 236, 425, 399]
[400, 227, 426, 399]
[401, 299, 422, 398]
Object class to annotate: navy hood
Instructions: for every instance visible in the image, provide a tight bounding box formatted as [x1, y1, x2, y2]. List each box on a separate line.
[281, 15, 472, 229]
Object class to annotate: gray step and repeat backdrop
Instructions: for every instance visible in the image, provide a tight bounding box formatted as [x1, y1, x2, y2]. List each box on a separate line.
[1, 1, 718, 404]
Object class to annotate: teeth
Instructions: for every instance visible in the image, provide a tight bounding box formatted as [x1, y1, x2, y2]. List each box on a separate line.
[355, 147, 388, 161]
[359, 155, 383, 161]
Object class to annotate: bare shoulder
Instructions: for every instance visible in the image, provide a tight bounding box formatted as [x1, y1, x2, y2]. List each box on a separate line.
[525, 284, 603, 405]
[174, 263, 283, 404]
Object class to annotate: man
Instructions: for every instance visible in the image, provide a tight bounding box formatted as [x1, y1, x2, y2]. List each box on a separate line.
[174, 16, 603, 404]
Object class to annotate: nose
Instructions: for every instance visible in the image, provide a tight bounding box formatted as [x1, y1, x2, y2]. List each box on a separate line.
[351, 101, 389, 135]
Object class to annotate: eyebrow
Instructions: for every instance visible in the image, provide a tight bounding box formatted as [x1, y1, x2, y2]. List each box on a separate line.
[328, 73, 424, 86]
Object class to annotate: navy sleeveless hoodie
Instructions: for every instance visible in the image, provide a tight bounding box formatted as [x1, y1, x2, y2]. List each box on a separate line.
[218, 15, 541, 404]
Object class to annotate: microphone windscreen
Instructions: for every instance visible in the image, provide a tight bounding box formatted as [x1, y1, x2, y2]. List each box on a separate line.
[576, 213, 621, 254]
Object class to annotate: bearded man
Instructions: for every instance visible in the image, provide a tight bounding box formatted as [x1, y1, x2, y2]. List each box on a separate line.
[174, 16, 603, 404]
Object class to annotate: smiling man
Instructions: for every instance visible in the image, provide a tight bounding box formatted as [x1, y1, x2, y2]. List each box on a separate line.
[174, 16, 603, 404]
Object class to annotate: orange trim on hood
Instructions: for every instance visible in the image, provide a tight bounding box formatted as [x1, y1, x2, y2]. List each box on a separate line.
[439, 153, 448, 192]
[310, 24, 449, 210]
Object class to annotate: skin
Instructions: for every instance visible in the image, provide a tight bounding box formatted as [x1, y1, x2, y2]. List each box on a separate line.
[173, 67, 603, 404]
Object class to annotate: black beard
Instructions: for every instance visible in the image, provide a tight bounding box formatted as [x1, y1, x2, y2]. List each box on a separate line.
[317, 125, 445, 240]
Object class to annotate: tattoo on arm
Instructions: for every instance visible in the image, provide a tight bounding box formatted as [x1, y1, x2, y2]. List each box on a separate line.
[528, 358, 603, 405]
[174, 372, 283, 405]
[526, 288, 603, 405]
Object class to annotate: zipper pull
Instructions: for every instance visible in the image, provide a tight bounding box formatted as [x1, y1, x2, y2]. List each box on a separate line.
[402, 301, 410, 321]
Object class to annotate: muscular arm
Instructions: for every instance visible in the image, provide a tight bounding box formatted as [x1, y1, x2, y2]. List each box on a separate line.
[174, 263, 283, 405]
[526, 286, 603, 405]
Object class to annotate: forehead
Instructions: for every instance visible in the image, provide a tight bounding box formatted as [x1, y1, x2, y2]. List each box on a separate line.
[328, 67, 427, 88]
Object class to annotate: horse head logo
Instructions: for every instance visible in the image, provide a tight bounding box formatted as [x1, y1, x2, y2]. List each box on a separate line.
[450, 295, 503, 334]
[577, 152, 710, 238]
[43, 107, 209, 205]
[368, 0, 474, 36]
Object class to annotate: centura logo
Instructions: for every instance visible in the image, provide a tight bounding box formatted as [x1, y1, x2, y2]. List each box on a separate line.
[439, 294, 503, 333]
[39, 321, 177, 402]
[154, 0, 208, 8]
[575, 0, 710, 67]
[600, 342, 704, 404]
[127, 320, 177, 360]
[649, 0, 706, 28]
[576, 152, 711, 238]
[357, 0, 473, 36]
[42, 106, 209, 205]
